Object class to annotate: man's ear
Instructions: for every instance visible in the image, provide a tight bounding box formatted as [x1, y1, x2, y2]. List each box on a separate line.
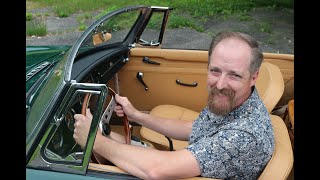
[250, 70, 259, 87]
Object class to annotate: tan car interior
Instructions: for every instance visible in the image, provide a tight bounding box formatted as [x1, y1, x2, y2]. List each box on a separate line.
[139, 61, 293, 179]
[140, 62, 285, 149]
[88, 49, 294, 180]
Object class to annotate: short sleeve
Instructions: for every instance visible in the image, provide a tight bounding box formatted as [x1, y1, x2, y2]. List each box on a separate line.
[188, 108, 210, 142]
[186, 129, 257, 179]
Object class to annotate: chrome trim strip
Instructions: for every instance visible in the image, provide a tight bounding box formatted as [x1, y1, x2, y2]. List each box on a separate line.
[26, 62, 50, 81]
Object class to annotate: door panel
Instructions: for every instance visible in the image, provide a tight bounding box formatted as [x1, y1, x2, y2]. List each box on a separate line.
[118, 48, 209, 112]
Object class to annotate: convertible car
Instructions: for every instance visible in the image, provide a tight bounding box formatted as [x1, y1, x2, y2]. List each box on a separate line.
[26, 5, 294, 180]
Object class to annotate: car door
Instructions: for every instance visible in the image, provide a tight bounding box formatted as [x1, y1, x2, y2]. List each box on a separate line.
[115, 8, 209, 113]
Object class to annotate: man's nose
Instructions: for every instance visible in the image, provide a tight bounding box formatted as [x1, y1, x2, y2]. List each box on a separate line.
[216, 75, 228, 90]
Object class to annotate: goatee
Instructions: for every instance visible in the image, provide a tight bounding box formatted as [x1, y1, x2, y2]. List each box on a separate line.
[208, 87, 235, 116]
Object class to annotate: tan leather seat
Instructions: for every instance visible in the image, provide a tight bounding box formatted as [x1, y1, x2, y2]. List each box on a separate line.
[258, 115, 293, 180]
[256, 62, 284, 113]
[140, 105, 198, 150]
[141, 105, 293, 179]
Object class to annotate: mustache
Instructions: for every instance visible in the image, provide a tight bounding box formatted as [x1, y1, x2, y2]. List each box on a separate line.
[209, 87, 235, 98]
[207, 86, 235, 116]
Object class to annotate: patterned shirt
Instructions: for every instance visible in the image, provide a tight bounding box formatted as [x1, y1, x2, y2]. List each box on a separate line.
[187, 87, 274, 180]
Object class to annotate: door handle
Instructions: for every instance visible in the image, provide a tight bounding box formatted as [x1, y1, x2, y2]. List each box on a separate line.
[176, 79, 198, 87]
[137, 72, 148, 91]
[142, 57, 160, 65]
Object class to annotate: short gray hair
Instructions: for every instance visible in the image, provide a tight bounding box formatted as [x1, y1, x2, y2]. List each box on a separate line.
[208, 31, 263, 75]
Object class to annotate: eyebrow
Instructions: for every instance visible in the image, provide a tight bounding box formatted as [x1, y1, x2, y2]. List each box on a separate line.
[208, 66, 243, 76]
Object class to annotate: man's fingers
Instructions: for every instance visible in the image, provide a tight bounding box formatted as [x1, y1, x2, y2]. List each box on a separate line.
[74, 114, 90, 122]
[114, 105, 123, 111]
[74, 114, 82, 121]
[115, 94, 128, 105]
[115, 94, 122, 105]
[86, 108, 93, 119]
[114, 105, 124, 117]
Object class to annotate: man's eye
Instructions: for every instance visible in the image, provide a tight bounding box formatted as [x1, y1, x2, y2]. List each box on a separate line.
[231, 74, 241, 79]
[209, 68, 219, 73]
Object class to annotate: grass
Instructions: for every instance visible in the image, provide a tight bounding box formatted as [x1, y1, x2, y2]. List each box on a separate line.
[26, 0, 293, 36]
[255, 22, 272, 33]
[26, 18, 47, 36]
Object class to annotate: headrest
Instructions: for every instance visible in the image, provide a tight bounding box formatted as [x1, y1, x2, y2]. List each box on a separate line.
[256, 62, 284, 113]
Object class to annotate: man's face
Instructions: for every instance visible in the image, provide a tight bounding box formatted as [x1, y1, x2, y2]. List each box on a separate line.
[207, 38, 258, 115]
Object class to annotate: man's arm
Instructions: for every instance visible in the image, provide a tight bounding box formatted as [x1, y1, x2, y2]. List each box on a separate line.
[115, 94, 193, 140]
[94, 132, 201, 179]
[74, 112, 201, 179]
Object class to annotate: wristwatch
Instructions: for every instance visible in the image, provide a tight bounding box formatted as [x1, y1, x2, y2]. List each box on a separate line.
[102, 123, 111, 136]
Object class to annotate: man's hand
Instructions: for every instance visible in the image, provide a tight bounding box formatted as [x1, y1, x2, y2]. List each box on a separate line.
[73, 108, 94, 149]
[114, 94, 140, 122]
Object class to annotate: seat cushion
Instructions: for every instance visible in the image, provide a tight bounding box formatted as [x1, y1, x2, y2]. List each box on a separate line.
[140, 105, 199, 150]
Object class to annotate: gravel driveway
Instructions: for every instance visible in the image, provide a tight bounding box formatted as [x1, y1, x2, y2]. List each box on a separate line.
[26, 7, 294, 54]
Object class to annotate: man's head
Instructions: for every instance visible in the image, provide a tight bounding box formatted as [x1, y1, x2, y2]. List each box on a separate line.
[207, 31, 263, 116]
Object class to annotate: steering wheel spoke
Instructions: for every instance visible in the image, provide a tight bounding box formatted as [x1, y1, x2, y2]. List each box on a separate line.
[100, 93, 116, 124]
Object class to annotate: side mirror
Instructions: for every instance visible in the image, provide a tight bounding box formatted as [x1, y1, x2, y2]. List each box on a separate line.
[93, 32, 112, 45]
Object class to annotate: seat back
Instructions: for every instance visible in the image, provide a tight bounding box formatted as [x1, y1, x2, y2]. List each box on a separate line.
[256, 62, 284, 113]
[258, 115, 293, 180]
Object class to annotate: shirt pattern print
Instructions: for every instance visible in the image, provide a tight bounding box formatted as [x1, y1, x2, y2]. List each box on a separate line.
[186, 87, 274, 180]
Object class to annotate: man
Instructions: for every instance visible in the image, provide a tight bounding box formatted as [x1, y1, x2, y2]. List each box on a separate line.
[73, 31, 274, 179]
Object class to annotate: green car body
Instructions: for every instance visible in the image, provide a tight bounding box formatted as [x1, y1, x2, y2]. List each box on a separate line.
[26, 5, 171, 180]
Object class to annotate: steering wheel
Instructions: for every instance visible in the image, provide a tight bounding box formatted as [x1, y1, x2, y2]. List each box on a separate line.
[81, 87, 131, 144]
[81, 87, 131, 164]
